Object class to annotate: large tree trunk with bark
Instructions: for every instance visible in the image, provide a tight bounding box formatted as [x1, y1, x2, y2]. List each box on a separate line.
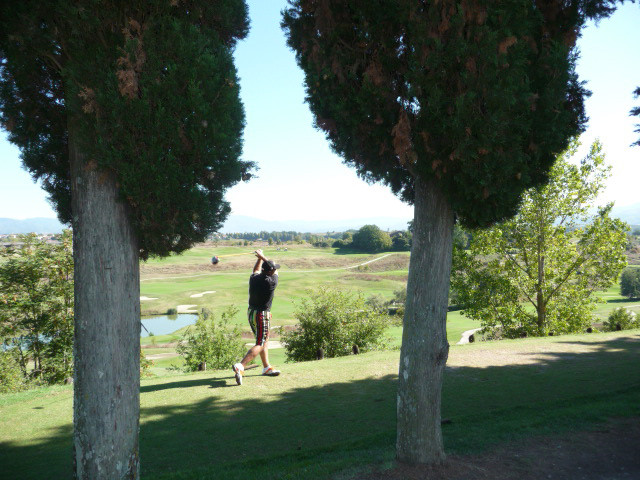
[396, 177, 454, 464]
[69, 123, 141, 479]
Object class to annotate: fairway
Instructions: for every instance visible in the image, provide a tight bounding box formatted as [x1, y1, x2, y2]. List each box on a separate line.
[2, 330, 639, 480]
[139, 245, 409, 325]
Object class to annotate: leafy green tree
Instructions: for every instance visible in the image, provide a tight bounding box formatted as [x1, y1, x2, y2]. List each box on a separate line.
[391, 232, 411, 251]
[283, 1, 619, 463]
[176, 307, 244, 372]
[620, 268, 640, 299]
[0, 350, 26, 394]
[452, 225, 470, 250]
[0, 2, 249, 477]
[352, 225, 392, 252]
[0, 232, 73, 383]
[283, 287, 388, 362]
[452, 141, 628, 338]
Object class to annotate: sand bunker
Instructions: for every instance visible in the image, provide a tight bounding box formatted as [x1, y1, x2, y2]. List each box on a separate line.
[140, 296, 158, 301]
[176, 305, 199, 313]
[189, 290, 216, 298]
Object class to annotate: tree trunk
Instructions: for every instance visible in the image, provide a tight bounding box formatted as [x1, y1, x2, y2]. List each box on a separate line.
[69, 123, 141, 479]
[537, 252, 545, 334]
[396, 177, 454, 464]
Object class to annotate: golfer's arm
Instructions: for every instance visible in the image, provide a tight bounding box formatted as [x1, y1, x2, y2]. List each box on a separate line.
[253, 258, 263, 274]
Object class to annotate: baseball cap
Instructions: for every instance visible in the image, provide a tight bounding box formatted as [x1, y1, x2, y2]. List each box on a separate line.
[262, 260, 280, 272]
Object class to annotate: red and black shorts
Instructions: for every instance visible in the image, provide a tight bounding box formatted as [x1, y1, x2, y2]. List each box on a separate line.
[248, 308, 271, 346]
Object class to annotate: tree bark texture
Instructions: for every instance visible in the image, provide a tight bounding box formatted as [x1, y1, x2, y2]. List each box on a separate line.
[396, 177, 454, 464]
[69, 123, 141, 479]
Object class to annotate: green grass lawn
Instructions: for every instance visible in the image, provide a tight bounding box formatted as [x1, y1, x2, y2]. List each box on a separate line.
[3, 329, 639, 480]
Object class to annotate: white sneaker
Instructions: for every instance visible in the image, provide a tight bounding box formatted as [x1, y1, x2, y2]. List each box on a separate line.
[232, 363, 244, 385]
[262, 366, 280, 376]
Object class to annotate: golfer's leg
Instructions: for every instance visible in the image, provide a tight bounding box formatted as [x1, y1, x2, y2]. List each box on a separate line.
[241, 344, 263, 367]
[259, 342, 270, 368]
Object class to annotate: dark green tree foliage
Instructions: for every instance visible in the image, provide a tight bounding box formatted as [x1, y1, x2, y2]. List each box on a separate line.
[0, 1, 252, 259]
[352, 224, 392, 252]
[391, 232, 411, 251]
[282, 0, 603, 229]
[620, 267, 640, 299]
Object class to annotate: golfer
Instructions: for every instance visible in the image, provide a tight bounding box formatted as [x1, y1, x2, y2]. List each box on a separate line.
[232, 249, 281, 385]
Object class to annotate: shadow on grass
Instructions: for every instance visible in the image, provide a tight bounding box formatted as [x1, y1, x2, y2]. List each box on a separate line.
[2, 334, 640, 480]
[603, 297, 640, 303]
[140, 377, 232, 392]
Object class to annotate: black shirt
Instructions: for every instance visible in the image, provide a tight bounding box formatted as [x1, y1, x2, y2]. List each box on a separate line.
[248, 273, 278, 311]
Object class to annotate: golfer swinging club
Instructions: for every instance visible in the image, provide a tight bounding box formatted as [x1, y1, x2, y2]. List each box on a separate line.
[232, 249, 281, 385]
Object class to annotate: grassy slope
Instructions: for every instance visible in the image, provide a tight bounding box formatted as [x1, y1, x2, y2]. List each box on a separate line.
[2, 329, 639, 480]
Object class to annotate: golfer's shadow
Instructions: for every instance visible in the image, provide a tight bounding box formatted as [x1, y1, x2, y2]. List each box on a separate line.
[140, 377, 232, 393]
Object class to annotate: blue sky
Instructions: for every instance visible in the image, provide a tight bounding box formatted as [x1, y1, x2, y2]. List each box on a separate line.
[1, 1, 638, 221]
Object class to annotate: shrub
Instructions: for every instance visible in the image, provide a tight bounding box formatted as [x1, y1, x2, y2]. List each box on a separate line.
[603, 307, 640, 332]
[0, 350, 26, 393]
[166, 308, 178, 315]
[140, 349, 154, 378]
[283, 287, 388, 362]
[176, 306, 245, 371]
[365, 294, 387, 314]
[620, 268, 640, 299]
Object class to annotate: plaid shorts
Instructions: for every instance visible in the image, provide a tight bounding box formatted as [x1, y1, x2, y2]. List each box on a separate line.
[248, 308, 271, 346]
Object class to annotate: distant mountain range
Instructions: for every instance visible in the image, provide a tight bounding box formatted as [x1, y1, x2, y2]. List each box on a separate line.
[219, 215, 412, 233]
[610, 203, 640, 226]
[0, 215, 410, 235]
[0, 217, 67, 234]
[2, 202, 639, 235]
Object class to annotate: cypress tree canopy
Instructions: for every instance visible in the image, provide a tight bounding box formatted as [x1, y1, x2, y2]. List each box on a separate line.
[0, 1, 251, 258]
[282, 0, 620, 228]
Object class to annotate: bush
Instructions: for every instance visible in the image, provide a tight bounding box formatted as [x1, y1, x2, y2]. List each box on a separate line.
[176, 306, 245, 371]
[0, 350, 26, 393]
[140, 349, 154, 377]
[603, 307, 640, 332]
[283, 287, 388, 362]
[365, 294, 388, 314]
[166, 308, 178, 315]
[620, 268, 640, 299]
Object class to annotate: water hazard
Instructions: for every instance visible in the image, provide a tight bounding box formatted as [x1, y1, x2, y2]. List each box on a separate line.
[140, 313, 198, 337]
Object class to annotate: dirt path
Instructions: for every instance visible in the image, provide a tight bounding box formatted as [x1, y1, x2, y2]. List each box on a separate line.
[364, 417, 640, 480]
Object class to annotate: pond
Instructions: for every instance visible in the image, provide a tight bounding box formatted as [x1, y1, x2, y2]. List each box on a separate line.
[140, 313, 198, 338]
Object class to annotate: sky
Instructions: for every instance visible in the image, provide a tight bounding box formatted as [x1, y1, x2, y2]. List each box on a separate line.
[0, 1, 638, 223]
